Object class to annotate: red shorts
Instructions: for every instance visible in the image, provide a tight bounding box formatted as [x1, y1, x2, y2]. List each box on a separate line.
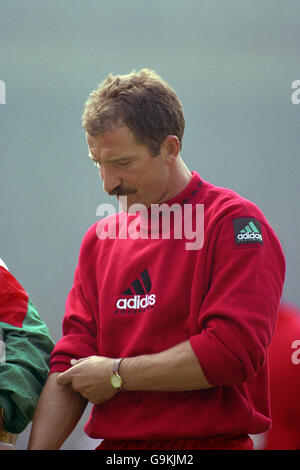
[96, 435, 253, 450]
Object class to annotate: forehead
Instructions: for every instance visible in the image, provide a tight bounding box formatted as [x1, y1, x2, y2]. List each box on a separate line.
[86, 126, 141, 159]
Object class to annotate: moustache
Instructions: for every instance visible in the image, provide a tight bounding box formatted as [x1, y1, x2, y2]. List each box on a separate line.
[108, 187, 137, 196]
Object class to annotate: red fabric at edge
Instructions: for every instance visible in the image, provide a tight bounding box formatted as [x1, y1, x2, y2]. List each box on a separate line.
[96, 435, 253, 450]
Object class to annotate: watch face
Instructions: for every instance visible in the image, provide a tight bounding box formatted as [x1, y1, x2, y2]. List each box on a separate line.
[111, 374, 122, 389]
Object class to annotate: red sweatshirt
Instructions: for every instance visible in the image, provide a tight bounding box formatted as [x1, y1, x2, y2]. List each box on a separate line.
[50, 172, 285, 441]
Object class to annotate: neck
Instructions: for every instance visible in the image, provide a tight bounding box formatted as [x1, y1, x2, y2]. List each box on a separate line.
[176, 157, 192, 187]
[161, 157, 192, 203]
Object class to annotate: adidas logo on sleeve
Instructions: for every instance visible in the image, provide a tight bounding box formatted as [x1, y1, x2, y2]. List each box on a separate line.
[233, 218, 263, 245]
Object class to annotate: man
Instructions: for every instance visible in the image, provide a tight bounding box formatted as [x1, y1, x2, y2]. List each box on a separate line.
[28, 69, 285, 450]
[0, 258, 54, 448]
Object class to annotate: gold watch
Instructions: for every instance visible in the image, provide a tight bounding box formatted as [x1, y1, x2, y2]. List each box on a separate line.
[110, 358, 124, 391]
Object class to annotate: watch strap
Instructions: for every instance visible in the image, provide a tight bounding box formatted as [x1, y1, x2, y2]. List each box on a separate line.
[112, 358, 124, 376]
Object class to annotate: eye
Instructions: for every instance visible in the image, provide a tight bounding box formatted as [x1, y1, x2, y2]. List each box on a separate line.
[115, 161, 131, 167]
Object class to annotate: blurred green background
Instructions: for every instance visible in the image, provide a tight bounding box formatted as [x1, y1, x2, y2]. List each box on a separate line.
[0, 0, 299, 449]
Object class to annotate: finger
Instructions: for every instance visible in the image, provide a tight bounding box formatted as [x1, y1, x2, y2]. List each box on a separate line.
[56, 369, 72, 386]
[70, 357, 87, 366]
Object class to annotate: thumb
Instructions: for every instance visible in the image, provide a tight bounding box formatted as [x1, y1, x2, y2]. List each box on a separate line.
[56, 369, 71, 385]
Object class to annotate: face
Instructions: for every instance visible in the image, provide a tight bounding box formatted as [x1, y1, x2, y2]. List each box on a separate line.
[86, 126, 178, 211]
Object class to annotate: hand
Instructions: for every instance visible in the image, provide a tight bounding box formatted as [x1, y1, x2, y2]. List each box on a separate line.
[56, 356, 117, 405]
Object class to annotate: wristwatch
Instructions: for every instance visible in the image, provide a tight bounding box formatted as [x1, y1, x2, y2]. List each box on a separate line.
[110, 358, 125, 391]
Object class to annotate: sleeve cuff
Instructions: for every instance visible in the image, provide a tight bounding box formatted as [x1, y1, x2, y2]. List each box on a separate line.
[49, 354, 74, 374]
[189, 333, 245, 387]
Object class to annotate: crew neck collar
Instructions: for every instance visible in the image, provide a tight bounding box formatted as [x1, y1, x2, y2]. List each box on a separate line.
[159, 171, 202, 207]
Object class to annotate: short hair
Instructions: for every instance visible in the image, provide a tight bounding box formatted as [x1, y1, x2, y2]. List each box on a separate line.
[82, 69, 185, 156]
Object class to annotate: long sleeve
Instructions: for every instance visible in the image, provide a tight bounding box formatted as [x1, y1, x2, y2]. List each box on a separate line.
[190, 218, 285, 387]
[0, 266, 54, 434]
[49, 265, 98, 373]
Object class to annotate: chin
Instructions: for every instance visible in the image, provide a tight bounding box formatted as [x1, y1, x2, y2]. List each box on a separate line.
[127, 197, 150, 214]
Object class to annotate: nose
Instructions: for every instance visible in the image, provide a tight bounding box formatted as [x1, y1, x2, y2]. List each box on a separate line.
[100, 166, 122, 194]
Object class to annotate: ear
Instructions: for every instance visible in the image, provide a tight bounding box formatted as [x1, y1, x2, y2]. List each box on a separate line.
[161, 135, 181, 163]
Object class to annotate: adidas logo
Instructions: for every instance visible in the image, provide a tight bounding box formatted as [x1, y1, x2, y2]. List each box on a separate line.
[233, 218, 263, 245]
[122, 269, 152, 295]
[237, 220, 263, 241]
[116, 294, 156, 310]
[116, 269, 156, 311]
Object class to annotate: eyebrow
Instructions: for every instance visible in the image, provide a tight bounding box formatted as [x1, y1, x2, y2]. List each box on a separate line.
[88, 152, 135, 164]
